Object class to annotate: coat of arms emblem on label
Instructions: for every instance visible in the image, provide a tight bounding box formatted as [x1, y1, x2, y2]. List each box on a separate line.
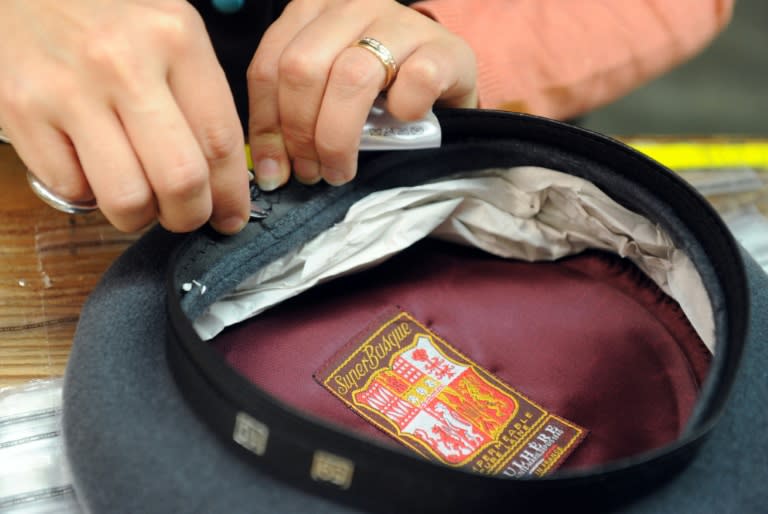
[315, 310, 586, 477]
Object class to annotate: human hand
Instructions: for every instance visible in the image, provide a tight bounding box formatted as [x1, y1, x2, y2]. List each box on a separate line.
[247, 0, 478, 190]
[0, 0, 251, 234]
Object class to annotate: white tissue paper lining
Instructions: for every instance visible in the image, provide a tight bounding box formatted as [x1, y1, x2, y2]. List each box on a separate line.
[194, 166, 714, 353]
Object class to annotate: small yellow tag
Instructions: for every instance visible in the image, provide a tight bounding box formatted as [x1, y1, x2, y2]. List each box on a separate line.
[244, 144, 253, 171]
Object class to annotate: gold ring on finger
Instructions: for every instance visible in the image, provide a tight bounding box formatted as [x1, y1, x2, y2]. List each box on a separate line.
[353, 37, 399, 91]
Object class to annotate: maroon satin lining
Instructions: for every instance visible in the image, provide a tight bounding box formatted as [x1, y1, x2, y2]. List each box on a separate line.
[212, 241, 711, 469]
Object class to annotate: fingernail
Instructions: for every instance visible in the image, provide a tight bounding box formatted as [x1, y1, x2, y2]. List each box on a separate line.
[255, 158, 284, 191]
[293, 158, 320, 183]
[212, 215, 248, 235]
[295, 173, 323, 186]
[322, 166, 351, 186]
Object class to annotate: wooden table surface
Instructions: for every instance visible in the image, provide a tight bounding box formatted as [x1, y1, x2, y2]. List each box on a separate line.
[1, 139, 766, 388]
[0, 144, 140, 387]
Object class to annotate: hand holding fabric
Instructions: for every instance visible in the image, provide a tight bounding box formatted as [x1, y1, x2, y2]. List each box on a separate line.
[247, 0, 478, 190]
[0, 0, 251, 234]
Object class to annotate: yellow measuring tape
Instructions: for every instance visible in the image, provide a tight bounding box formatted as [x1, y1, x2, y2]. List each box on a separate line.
[627, 140, 768, 171]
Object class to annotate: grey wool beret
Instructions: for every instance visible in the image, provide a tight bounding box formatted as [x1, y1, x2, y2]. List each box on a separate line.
[63, 110, 768, 513]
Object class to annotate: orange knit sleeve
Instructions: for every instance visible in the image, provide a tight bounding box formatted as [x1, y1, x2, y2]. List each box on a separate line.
[411, 0, 734, 119]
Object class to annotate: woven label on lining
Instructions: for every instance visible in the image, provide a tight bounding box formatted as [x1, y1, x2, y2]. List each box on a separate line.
[314, 310, 586, 477]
